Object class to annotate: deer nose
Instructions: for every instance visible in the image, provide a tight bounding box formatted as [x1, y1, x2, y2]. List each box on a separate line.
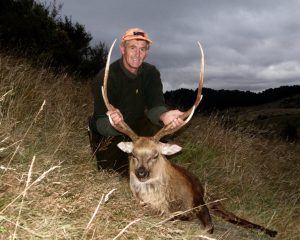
[135, 166, 149, 178]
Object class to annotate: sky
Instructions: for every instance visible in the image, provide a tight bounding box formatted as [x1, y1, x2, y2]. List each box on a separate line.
[45, 0, 300, 92]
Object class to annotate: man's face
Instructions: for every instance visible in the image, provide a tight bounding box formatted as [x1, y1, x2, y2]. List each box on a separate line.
[120, 40, 149, 74]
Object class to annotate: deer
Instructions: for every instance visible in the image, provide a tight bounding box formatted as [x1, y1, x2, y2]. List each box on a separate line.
[101, 39, 278, 238]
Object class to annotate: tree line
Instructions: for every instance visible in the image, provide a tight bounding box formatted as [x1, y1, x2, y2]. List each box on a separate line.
[165, 85, 300, 112]
[0, 0, 107, 78]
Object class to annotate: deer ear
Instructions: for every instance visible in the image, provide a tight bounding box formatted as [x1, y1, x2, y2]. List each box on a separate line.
[117, 142, 133, 153]
[160, 143, 182, 155]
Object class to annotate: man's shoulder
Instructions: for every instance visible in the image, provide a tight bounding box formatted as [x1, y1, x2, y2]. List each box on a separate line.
[141, 62, 159, 73]
[100, 59, 120, 73]
[93, 59, 121, 86]
[97, 59, 121, 77]
[100, 59, 121, 74]
[110, 59, 121, 70]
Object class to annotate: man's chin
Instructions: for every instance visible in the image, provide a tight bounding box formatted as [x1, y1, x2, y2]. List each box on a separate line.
[129, 61, 142, 69]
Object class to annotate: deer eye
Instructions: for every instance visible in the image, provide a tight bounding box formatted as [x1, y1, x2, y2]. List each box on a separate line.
[130, 154, 139, 164]
[152, 153, 159, 160]
[147, 153, 158, 166]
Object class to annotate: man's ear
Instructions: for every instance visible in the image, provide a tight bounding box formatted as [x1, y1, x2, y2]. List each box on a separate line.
[160, 143, 182, 155]
[119, 43, 125, 55]
[117, 142, 133, 153]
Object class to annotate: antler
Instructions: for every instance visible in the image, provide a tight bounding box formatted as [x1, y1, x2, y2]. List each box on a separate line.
[154, 41, 204, 141]
[101, 39, 138, 141]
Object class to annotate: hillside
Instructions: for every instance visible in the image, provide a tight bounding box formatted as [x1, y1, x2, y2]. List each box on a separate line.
[165, 86, 300, 113]
[222, 94, 300, 142]
[0, 53, 299, 239]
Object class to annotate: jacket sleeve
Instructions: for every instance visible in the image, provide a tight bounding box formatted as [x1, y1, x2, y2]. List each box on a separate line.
[144, 66, 168, 125]
[91, 69, 120, 136]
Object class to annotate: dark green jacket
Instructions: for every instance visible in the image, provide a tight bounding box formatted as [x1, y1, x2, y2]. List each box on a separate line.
[91, 58, 168, 136]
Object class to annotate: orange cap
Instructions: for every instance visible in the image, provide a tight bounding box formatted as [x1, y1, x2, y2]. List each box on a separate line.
[121, 28, 152, 44]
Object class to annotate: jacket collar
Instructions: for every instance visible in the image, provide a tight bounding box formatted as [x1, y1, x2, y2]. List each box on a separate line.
[119, 58, 142, 79]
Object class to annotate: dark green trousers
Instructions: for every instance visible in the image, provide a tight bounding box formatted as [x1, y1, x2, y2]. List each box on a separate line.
[88, 116, 161, 176]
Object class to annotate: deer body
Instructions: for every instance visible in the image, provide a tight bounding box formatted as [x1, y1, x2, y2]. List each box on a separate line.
[129, 158, 198, 213]
[120, 137, 214, 232]
[102, 40, 277, 238]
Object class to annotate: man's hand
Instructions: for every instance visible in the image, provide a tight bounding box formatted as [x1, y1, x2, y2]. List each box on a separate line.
[160, 110, 184, 129]
[106, 105, 124, 126]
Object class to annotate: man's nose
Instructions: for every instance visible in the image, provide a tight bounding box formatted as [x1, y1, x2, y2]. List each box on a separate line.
[133, 49, 141, 57]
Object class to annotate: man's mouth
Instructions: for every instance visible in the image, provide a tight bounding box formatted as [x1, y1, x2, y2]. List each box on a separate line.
[132, 58, 140, 63]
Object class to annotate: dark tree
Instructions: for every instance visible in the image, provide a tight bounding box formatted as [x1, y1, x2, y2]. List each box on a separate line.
[0, 0, 107, 78]
[164, 85, 300, 111]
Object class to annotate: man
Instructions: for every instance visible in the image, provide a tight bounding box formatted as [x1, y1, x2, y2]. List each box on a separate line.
[89, 28, 184, 175]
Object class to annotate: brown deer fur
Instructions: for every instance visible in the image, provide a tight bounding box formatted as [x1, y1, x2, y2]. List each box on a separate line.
[118, 137, 277, 237]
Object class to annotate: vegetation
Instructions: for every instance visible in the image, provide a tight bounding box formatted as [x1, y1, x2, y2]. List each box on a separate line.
[165, 86, 300, 143]
[0, 0, 107, 77]
[0, 52, 299, 239]
[221, 95, 300, 143]
[165, 86, 300, 112]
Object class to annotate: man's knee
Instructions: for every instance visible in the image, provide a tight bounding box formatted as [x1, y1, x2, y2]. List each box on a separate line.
[88, 116, 131, 176]
[88, 116, 103, 154]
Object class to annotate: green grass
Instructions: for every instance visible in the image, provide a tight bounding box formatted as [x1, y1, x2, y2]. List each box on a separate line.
[172, 142, 219, 170]
[171, 116, 299, 240]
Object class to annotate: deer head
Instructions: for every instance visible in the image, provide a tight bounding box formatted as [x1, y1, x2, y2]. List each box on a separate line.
[101, 39, 204, 181]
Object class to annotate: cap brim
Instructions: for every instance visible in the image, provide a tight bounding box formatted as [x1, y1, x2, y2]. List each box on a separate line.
[122, 36, 152, 44]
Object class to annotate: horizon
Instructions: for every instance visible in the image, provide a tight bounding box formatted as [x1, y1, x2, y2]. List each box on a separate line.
[163, 84, 300, 94]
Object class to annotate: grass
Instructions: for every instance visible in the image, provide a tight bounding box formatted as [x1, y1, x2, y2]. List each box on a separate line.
[226, 102, 300, 141]
[0, 52, 299, 239]
[175, 115, 299, 239]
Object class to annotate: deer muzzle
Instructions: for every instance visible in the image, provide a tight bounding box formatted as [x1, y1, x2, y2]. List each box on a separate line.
[135, 166, 149, 180]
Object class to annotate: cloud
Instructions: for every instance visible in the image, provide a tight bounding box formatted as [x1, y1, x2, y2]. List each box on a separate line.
[258, 61, 300, 80]
[48, 0, 300, 91]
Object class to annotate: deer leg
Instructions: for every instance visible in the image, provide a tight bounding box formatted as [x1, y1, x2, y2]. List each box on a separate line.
[196, 205, 214, 234]
[169, 212, 193, 221]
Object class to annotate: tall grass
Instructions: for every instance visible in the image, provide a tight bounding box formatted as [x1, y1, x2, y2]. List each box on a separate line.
[0, 52, 299, 239]
[175, 115, 299, 239]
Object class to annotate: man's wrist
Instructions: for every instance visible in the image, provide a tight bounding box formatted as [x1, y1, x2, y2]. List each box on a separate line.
[96, 117, 121, 137]
[146, 106, 168, 126]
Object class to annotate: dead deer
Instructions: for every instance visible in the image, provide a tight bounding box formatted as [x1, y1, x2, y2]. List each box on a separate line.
[101, 39, 278, 238]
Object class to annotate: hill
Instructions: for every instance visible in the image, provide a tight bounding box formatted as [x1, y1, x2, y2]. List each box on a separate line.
[0, 52, 299, 239]
[165, 86, 300, 112]
[165, 87, 300, 143]
[222, 94, 300, 142]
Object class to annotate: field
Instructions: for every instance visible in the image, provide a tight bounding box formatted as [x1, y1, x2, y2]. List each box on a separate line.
[0, 53, 299, 239]
[222, 95, 300, 142]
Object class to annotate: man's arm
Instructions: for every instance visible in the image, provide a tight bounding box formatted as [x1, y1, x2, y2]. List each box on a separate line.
[143, 66, 168, 125]
[91, 69, 120, 136]
[144, 66, 184, 129]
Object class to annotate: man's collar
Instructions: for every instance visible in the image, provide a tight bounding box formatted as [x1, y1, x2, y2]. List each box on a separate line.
[119, 58, 142, 79]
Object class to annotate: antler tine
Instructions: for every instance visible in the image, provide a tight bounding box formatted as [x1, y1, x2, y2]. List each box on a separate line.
[101, 39, 138, 141]
[154, 41, 204, 141]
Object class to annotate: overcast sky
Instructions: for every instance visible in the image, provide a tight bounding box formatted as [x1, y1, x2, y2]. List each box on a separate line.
[45, 0, 300, 92]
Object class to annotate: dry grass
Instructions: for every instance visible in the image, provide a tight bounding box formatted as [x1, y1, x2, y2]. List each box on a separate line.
[0, 52, 299, 239]
[175, 115, 300, 240]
